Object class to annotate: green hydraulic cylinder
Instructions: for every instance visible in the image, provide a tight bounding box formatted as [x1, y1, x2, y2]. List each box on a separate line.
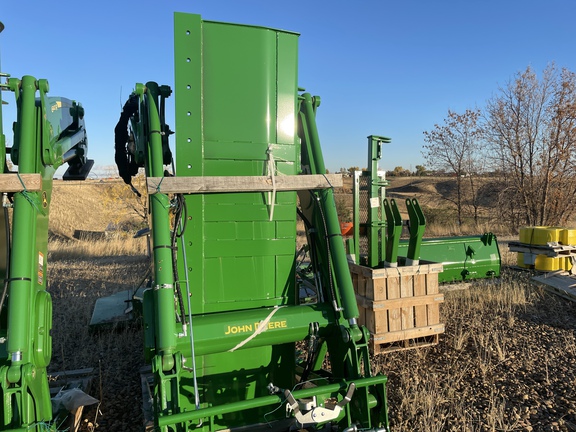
[137, 82, 177, 369]
[299, 92, 359, 323]
[6, 76, 38, 366]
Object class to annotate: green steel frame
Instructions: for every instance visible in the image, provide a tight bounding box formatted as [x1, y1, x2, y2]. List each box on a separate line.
[0, 80, 92, 432]
[351, 136, 391, 267]
[118, 12, 389, 432]
[0, 21, 93, 431]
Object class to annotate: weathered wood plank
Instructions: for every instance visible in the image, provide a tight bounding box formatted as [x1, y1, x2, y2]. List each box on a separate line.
[509, 241, 576, 257]
[0, 173, 42, 192]
[371, 324, 445, 344]
[532, 272, 576, 302]
[414, 274, 428, 328]
[355, 293, 444, 310]
[348, 261, 443, 279]
[147, 174, 343, 194]
[387, 275, 401, 333]
[400, 275, 415, 330]
[370, 333, 440, 354]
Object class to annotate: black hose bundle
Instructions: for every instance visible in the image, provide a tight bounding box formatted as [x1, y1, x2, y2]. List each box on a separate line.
[114, 95, 140, 185]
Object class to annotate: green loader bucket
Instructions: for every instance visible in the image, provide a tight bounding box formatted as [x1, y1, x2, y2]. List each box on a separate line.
[397, 233, 501, 283]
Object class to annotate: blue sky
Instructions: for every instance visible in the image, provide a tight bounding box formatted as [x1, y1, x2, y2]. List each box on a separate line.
[1, 1, 575, 176]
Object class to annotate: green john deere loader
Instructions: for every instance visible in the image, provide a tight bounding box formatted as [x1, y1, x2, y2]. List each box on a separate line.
[110, 13, 390, 432]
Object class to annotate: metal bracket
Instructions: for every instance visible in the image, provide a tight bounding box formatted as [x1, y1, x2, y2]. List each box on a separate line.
[285, 382, 356, 427]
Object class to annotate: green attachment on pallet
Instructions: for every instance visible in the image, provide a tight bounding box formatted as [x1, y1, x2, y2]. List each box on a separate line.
[398, 232, 501, 283]
[352, 136, 500, 283]
[349, 136, 390, 267]
[383, 198, 402, 266]
[405, 198, 426, 265]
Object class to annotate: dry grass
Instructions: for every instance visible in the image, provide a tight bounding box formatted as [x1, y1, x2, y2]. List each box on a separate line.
[48, 234, 147, 261]
[47, 180, 150, 431]
[376, 270, 576, 431]
[50, 179, 147, 239]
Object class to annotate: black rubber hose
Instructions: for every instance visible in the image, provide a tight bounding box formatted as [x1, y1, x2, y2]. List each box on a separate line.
[114, 95, 140, 185]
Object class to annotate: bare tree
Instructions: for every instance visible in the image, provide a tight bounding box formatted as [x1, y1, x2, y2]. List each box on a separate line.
[484, 64, 576, 228]
[422, 109, 483, 225]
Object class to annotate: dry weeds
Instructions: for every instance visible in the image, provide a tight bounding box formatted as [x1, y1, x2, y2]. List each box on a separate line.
[377, 272, 576, 431]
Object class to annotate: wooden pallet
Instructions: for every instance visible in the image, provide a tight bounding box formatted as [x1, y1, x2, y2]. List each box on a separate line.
[349, 261, 445, 354]
[532, 270, 576, 302]
[508, 241, 576, 257]
[370, 333, 441, 354]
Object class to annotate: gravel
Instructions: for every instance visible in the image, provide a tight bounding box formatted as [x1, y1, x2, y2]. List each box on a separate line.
[48, 255, 576, 432]
[377, 269, 576, 431]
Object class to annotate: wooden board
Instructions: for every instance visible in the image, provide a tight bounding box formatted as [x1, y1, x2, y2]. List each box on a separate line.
[147, 174, 343, 194]
[348, 261, 443, 281]
[509, 241, 576, 257]
[532, 271, 576, 302]
[0, 173, 42, 192]
[355, 293, 444, 310]
[370, 333, 441, 354]
[371, 324, 445, 344]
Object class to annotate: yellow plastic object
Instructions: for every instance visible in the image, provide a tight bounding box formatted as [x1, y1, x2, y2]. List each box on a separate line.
[520, 226, 561, 245]
[516, 252, 529, 268]
[547, 227, 563, 243]
[561, 256, 573, 271]
[534, 255, 559, 271]
[519, 227, 534, 244]
[561, 228, 576, 246]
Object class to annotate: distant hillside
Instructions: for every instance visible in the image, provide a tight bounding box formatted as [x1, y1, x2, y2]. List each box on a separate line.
[336, 175, 510, 235]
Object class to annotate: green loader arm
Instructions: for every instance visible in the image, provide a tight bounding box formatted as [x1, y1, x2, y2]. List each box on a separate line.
[0, 62, 93, 431]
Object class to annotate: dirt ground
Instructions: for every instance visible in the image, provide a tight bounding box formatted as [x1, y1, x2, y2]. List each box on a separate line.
[46, 248, 576, 432]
